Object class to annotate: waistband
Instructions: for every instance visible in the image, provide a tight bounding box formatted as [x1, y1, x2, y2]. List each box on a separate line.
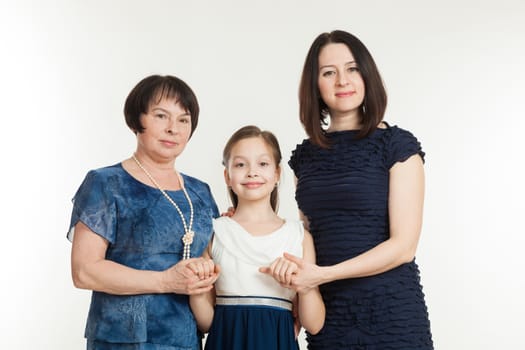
[215, 295, 293, 311]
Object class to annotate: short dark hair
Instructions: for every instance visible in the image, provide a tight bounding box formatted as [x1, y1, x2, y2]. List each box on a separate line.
[124, 75, 200, 137]
[299, 30, 387, 148]
[222, 125, 282, 212]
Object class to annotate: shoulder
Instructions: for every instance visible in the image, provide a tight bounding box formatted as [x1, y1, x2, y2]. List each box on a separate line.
[213, 216, 229, 226]
[283, 219, 305, 240]
[80, 163, 126, 188]
[181, 173, 214, 197]
[288, 138, 322, 173]
[181, 173, 211, 189]
[381, 122, 420, 141]
[381, 122, 425, 167]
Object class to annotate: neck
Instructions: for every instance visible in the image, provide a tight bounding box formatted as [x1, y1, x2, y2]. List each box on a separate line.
[232, 200, 277, 222]
[133, 151, 176, 171]
[131, 153, 181, 190]
[327, 110, 361, 132]
[231, 202, 283, 237]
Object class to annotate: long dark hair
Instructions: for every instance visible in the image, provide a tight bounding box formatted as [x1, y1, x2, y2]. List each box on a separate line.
[299, 30, 387, 148]
[222, 125, 282, 212]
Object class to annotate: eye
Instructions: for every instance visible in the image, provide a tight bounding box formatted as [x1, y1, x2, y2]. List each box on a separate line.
[348, 66, 360, 73]
[321, 70, 336, 77]
[178, 116, 190, 124]
[260, 161, 270, 167]
[234, 162, 245, 168]
[155, 113, 168, 119]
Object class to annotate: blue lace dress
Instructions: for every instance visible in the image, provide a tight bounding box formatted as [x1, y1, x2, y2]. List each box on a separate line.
[67, 163, 219, 350]
[289, 124, 433, 349]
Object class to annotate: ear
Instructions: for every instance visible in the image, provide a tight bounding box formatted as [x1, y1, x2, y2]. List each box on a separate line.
[275, 165, 281, 184]
[224, 169, 231, 187]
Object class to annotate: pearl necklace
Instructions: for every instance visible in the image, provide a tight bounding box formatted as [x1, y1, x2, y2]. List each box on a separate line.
[132, 155, 195, 260]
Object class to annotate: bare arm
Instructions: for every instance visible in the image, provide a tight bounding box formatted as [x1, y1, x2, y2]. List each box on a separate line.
[258, 229, 325, 334]
[189, 245, 218, 332]
[288, 154, 425, 290]
[296, 230, 325, 335]
[71, 221, 216, 295]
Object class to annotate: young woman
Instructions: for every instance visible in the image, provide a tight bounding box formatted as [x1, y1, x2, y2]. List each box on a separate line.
[189, 125, 325, 350]
[285, 30, 434, 349]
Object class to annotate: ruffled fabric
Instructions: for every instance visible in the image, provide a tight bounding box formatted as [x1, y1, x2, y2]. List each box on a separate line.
[289, 125, 432, 349]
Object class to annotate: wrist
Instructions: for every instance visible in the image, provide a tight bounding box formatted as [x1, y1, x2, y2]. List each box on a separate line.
[156, 271, 168, 293]
[319, 265, 334, 285]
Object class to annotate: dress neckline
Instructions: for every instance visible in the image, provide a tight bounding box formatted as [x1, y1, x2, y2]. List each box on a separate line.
[118, 162, 186, 193]
[224, 216, 287, 238]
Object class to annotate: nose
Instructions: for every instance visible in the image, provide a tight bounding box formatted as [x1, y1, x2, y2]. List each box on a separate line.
[336, 73, 349, 86]
[247, 167, 258, 178]
[165, 117, 177, 134]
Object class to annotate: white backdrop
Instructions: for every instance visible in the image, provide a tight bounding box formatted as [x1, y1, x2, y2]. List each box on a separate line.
[1, 0, 524, 349]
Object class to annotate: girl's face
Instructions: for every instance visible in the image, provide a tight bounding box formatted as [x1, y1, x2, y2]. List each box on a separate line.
[225, 136, 280, 206]
[136, 96, 192, 162]
[317, 43, 365, 119]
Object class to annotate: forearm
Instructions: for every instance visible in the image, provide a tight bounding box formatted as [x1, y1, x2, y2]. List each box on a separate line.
[189, 292, 215, 332]
[72, 258, 165, 295]
[297, 289, 325, 334]
[324, 237, 415, 282]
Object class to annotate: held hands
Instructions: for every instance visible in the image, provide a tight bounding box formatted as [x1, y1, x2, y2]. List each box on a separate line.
[259, 256, 299, 286]
[259, 253, 323, 294]
[162, 257, 220, 295]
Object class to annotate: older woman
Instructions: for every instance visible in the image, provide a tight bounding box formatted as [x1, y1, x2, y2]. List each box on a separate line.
[68, 75, 219, 350]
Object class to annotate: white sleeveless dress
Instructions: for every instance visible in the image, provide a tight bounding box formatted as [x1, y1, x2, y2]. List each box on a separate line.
[204, 216, 304, 350]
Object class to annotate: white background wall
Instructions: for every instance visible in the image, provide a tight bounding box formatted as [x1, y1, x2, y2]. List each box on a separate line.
[1, 0, 524, 349]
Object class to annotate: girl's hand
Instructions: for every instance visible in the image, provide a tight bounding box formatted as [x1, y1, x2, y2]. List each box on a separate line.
[186, 257, 217, 280]
[163, 258, 219, 295]
[259, 256, 298, 286]
[260, 252, 326, 293]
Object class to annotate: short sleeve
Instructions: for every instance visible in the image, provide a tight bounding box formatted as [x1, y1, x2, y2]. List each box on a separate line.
[67, 170, 117, 243]
[204, 182, 220, 219]
[288, 142, 304, 177]
[386, 127, 425, 169]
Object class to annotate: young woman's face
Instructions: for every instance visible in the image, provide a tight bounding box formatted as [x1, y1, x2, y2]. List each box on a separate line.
[136, 96, 192, 161]
[225, 137, 280, 205]
[317, 43, 365, 118]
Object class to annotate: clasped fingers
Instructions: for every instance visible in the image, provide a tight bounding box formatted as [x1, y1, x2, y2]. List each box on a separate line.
[268, 257, 298, 285]
[186, 257, 217, 280]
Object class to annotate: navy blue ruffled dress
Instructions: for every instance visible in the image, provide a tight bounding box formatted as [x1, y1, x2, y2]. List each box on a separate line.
[289, 125, 433, 349]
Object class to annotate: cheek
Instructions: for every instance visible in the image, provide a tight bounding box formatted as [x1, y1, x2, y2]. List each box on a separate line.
[354, 76, 366, 94]
[318, 81, 331, 99]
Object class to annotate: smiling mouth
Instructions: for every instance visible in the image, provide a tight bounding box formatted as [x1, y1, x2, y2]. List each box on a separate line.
[243, 182, 264, 188]
[161, 140, 178, 146]
[335, 91, 355, 97]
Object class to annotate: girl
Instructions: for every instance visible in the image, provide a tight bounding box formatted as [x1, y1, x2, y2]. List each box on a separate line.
[189, 125, 325, 350]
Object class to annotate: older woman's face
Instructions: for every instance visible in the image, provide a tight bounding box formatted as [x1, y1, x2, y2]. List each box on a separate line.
[136, 96, 192, 162]
[317, 43, 365, 119]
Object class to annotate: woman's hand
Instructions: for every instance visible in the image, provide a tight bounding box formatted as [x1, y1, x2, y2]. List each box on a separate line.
[221, 206, 235, 217]
[162, 258, 219, 295]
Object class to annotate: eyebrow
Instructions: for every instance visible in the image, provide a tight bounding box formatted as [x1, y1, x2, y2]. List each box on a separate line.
[151, 107, 169, 113]
[319, 60, 357, 70]
[150, 107, 190, 117]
